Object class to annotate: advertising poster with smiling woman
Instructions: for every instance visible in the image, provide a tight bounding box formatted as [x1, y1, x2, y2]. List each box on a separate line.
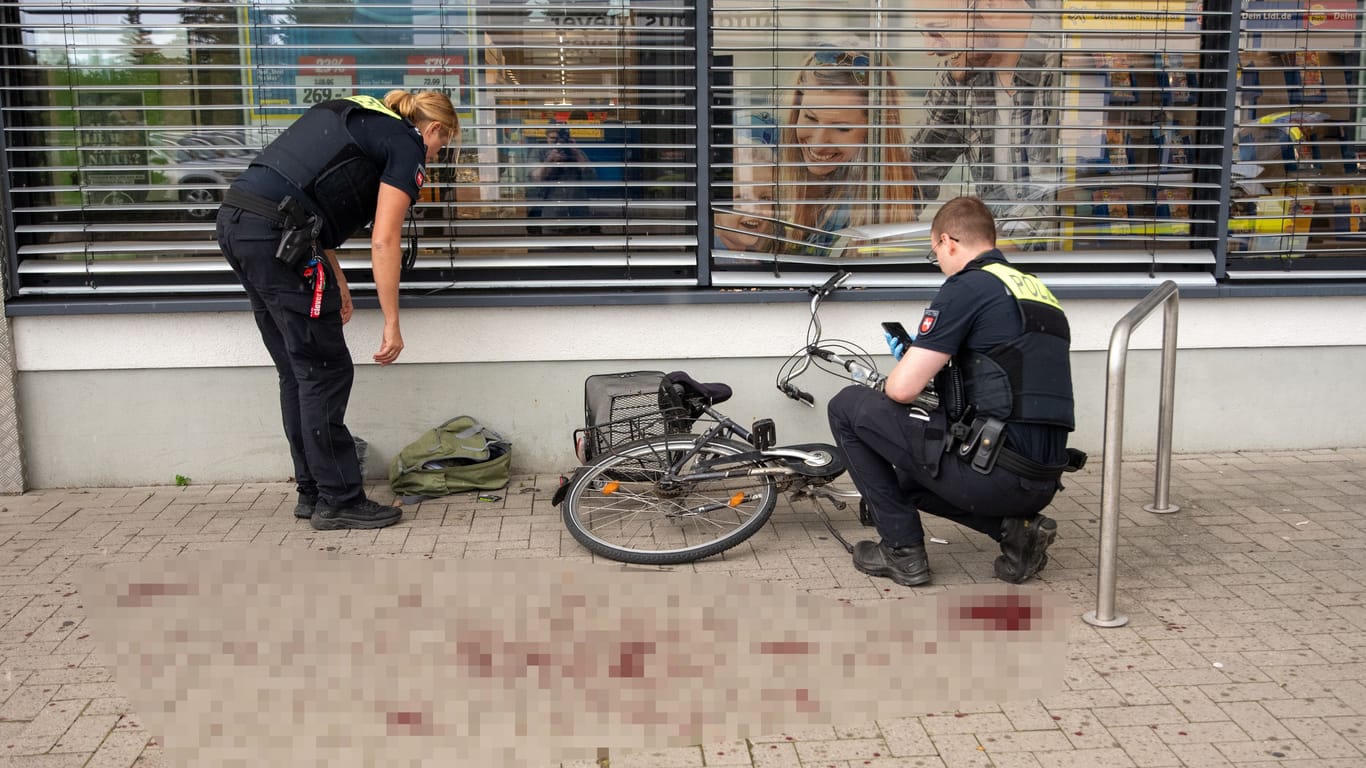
[773, 42, 921, 258]
[710, 1, 1066, 265]
[715, 0, 1218, 265]
[711, 34, 924, 264]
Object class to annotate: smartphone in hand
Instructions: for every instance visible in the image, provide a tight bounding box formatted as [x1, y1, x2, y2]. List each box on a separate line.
[881, 321, 914, 348]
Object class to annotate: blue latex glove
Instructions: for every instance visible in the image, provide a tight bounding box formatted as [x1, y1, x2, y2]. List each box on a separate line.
[884, 330, 912, 361]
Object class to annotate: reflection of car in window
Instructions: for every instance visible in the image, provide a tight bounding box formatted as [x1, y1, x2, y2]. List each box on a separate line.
[149, 132, 256, 219]
[1235, 110, 1334, 176]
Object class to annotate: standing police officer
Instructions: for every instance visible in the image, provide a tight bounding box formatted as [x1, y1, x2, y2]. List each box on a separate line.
[827, 196, 1081, 586]
[217, 90, 457, 531]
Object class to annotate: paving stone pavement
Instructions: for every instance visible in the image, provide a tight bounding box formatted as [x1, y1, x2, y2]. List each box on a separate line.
[2, 448, 1365, 767]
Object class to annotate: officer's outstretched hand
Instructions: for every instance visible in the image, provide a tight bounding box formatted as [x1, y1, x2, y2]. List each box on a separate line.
[374, 324, 404, 366]
[884, 330, 910, 361]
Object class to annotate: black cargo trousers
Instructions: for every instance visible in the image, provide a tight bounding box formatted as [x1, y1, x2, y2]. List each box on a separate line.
[827, 385, 1059, 548]
[216, 204, 365, 507]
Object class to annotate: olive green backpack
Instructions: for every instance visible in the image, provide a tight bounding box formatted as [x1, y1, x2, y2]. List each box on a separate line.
[388, 416, 511, 499]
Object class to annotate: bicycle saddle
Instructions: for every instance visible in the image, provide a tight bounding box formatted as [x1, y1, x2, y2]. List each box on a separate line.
[663, 371, 732, 408]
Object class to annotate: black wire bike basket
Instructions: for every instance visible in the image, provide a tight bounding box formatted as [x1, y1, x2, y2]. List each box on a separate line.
[574, 370, 695, 463]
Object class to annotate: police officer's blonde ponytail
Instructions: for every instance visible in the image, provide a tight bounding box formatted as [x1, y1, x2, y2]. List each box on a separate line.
[383, 89, 459, 140]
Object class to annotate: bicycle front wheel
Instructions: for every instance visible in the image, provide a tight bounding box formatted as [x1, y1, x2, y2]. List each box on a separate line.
[562, 436, 779, 565]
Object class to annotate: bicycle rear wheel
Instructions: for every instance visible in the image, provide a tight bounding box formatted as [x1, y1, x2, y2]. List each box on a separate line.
[562, 436, 778, 565]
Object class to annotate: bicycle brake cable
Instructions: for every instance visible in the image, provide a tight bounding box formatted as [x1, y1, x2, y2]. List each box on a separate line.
[805, 301, 822, 347]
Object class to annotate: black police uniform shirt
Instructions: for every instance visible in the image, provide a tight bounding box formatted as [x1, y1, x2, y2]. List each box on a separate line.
[233, 106, 427, 243]
[909, 250, 1069, 466]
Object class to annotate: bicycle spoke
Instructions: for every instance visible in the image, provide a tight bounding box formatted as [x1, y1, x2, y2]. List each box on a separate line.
[563, 436, 779, 564]
[685, 511, 750, 531]
[580, 495, 682, 527]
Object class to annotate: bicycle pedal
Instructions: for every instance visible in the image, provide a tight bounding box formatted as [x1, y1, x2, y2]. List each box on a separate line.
[750, 418, 776, 450]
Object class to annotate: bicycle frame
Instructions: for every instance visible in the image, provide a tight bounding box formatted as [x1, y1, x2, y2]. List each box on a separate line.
[654, 402, 839, 485]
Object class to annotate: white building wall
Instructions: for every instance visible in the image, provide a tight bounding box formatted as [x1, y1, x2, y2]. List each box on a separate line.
[13, 295, 1366, 488]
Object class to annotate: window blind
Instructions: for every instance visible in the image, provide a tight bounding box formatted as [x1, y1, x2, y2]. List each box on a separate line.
[3, 0, 1365, 302]
[1227, 0, 1366, 279]
[3, 0, 699, 298]
[707, 0, 1231, 288]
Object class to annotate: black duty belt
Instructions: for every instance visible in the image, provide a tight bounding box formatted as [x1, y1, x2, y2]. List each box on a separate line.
[223, 188, 285, 225]
[994, 447, 1075, 481]
[952, 413, 1087, 480]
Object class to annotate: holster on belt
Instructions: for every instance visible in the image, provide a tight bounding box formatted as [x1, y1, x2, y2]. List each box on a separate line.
[944, 404, 977, 454]
[223, 189, 321, 274]
[956, 416, 1006, 475]
[273, 195, 322, 273]
[944, 402, 1089, 480]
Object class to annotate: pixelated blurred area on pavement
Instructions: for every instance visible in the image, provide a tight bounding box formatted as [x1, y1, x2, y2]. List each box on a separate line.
[2, 447, 1366, 767]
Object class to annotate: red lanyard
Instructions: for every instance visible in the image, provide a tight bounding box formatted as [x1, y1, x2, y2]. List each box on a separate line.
[303, 258, 326, 319]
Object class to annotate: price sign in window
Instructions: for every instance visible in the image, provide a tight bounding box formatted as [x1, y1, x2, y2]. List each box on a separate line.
[297, 55, 356, 105]
[404, 55, 465, 104]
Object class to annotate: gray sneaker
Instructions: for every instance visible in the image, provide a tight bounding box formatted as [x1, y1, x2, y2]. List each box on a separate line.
[310, 498, 402, 531]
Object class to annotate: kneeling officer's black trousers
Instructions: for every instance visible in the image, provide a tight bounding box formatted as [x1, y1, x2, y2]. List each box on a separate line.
[827, 385, 1059, 548]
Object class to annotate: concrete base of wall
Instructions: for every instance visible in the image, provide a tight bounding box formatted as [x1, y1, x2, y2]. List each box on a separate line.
[18, 345, 1366, 489]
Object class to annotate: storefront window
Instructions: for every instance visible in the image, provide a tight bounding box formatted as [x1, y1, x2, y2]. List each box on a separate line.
[708, 0, 1236, 287]
[4, 0, 697, 297]
[1228, 0, 1366, 279]
[464, 0, 698, 288]
[7, 1, 248, 296]
[1, 0, 1365, 301]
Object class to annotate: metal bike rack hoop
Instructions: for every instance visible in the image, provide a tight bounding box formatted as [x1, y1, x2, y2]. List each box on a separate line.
[1083, 280, 1180, 629]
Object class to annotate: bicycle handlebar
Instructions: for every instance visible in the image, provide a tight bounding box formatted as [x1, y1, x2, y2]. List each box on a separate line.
[809, 346, 884, 388]
[810, 270, 851, 299]
[807, 346, 941, 411]
[779, 382, 816, 407]
[777, 270, 918, 408]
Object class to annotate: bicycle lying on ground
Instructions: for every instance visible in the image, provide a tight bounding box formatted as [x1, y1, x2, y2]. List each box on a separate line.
[552, 271, 939, 565]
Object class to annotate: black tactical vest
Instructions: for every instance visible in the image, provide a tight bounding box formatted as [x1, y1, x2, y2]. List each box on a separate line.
[952, 261, 1076, 431]
[250, 96, 418, 248]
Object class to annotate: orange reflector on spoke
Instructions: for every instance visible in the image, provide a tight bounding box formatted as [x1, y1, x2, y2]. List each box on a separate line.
[728, 492, 747, 507]
[602, 481, 620, 495]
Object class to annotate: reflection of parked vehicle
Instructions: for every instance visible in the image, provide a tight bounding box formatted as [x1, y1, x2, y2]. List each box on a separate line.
[1235, 111, 1334, 176]
[150, 132, 256, 219]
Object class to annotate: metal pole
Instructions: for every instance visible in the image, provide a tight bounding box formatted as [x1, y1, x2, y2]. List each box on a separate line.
[1145, 297, 1181, 514]
[1086, 322, 1132, 628]
[1084, 281, 1179, 629]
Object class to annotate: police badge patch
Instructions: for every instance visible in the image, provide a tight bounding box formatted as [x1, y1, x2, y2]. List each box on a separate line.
[919, 309, 940, 335]
[415, 166, 426, 189]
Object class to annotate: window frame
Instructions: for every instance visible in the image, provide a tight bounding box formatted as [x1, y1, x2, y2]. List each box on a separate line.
[1, 0, 1365, 311]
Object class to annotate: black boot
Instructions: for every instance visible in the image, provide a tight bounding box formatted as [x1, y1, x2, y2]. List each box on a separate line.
[311, 498, 402, 531]
[294, 491, 319, 520]
[994, 514, 1057, 583]
[853, 540, 931, 587]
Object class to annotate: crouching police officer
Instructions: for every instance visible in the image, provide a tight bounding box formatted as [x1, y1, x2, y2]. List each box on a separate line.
[216, 90, 456, 531]
[827, 196, 1083, 586]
